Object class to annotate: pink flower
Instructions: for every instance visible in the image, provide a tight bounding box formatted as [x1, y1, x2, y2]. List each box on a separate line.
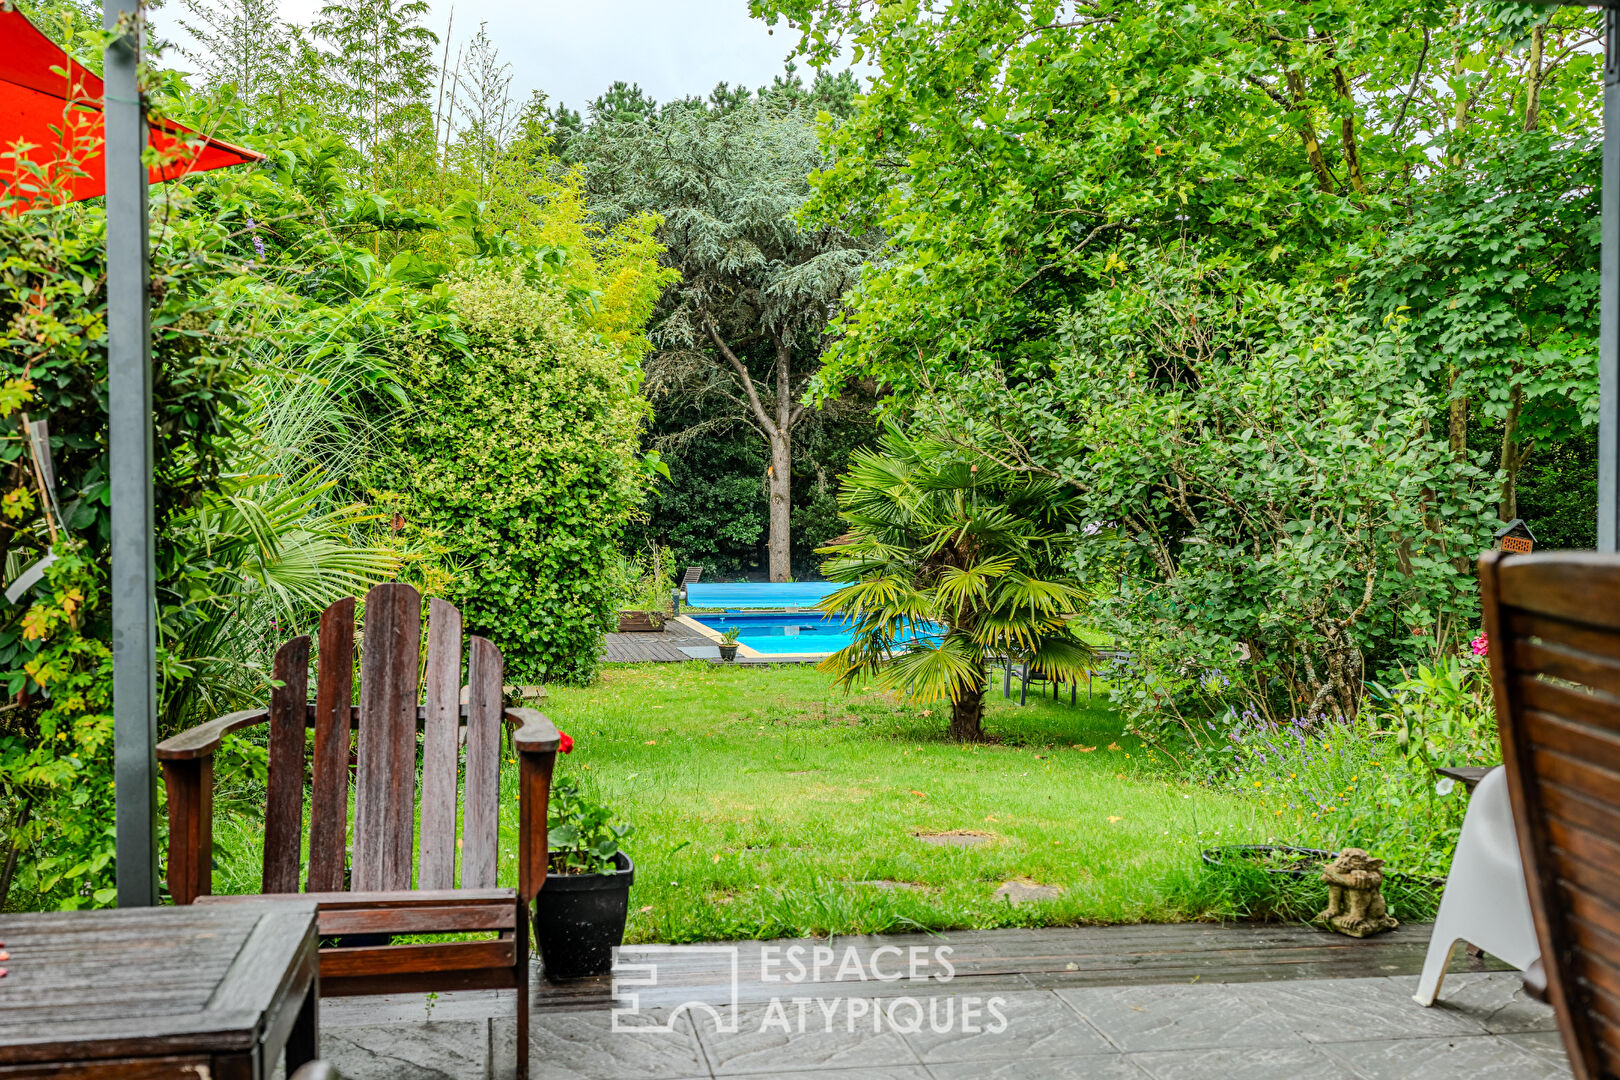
[1471, 633, 1489, 657]
[558, 731, 574, 754]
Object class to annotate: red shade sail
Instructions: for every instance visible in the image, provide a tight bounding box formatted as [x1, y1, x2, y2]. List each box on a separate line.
[0, 7, 262, 205]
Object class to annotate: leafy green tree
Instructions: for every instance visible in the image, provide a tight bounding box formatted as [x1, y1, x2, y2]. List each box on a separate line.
[820, 427, 1094, 742]
[1362, 130, 1599, 522]
[1045, 255, 1497, 729]
[578, 81, 878, 579]
[754, 0, 1600, 507]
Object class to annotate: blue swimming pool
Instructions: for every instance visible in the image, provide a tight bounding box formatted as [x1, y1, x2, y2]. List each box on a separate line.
[692, 612, 940, 655]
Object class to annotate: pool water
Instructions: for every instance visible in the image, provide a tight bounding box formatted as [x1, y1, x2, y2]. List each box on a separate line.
[692, 612, 939, 655]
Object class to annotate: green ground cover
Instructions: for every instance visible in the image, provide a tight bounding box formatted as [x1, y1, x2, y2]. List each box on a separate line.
[514, 663, 1269, 943]
[210, 662, 1448, 941]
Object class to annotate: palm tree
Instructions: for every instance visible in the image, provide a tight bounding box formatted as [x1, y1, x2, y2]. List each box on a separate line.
[817, 427, 1096, 741]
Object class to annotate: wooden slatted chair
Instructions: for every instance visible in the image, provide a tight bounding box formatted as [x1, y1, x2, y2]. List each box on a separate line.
[1480, 550, 1620, 1080]
[156, 583, 560, 1080]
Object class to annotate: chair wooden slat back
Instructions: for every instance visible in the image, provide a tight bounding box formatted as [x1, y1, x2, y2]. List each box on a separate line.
[353, 582, 422, 891]
[157, 580, 559, 1080]
[1482, 550, 1620, 1080]
[418, 597, 463, 890]
[461, 636, 503, 888]
[263, 635, 310, 893]
[307, 597, 355, 892]
[252, 584, 512, 896]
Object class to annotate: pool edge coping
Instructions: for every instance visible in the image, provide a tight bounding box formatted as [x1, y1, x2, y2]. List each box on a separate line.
[671, 614, 768, 659]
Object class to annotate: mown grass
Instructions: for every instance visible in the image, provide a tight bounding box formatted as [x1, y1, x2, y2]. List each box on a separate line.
[513, 662, 1278, 943]
[212, 662, 1414, 941]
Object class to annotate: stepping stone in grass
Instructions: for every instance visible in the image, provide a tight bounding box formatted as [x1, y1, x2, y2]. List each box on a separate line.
[845, 880, 930, 892]
[915, 829, 994, 847]
[993, 879, 1065, 905]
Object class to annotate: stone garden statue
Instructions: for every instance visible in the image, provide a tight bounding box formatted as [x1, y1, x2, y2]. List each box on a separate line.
[1318, 848, 1399, 938]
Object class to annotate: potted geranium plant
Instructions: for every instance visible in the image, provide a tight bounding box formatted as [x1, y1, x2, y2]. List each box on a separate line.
[718, 627, 740, 662]
[533, 750, 635, 981]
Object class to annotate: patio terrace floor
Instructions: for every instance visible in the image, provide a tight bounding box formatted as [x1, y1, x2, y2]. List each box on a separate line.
[317, 922, 1566, 1079]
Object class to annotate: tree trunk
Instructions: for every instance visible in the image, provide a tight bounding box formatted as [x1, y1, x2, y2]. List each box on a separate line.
[1283, 69, 1336, 194]
[768, 338, 794, 581]
[949, 685, 986, 742]
[1524, 25, 1544, 134]
[1499, 384, 1525, 523]
[768, 428, 791, 582]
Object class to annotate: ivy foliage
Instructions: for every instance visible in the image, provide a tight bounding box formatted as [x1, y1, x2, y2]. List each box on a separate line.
[365, 266, 654, 685]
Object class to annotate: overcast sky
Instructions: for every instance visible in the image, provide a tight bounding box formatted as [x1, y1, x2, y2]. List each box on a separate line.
[157, 0, 840, 114]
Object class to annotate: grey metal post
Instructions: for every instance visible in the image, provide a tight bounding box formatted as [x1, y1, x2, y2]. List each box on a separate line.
[104, 0, 157, 907]
[1602, 6, 1620, 551]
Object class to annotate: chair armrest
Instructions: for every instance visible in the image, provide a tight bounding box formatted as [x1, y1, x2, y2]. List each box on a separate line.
[505, 707, 559, 753]
[156, 707, 269, 760]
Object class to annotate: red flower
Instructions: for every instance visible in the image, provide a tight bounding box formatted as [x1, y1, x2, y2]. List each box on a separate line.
[558, 730, 574, 754]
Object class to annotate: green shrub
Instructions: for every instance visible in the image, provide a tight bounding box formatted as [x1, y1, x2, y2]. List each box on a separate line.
[366, 267, 653, 684]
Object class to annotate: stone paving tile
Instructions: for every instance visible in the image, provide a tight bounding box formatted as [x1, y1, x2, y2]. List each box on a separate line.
[322, 1019, 490, 1080]
[693, 998, 923, 1076]
[1501, 1030, 1575, 1073]
[928, 1056, 1152, 1079]
[722, 1069, 932, 1080]
[1128, 1045, 1361, 1080]
[899, 990, 1115, 1062]
[1242, 976, 1491, 1043]
[1319, 1034, 1573, 1079]
[1055, 984, 1297, 1052]
[1384, 971, 1557, 1034]
[491, 1009, 708, 1080]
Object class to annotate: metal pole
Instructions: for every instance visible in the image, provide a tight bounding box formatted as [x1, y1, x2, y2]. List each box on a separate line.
[104, 0, 157, 907]
[1601, 6, 1620, 551]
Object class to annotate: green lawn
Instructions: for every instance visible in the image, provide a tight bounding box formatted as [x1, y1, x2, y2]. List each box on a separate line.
[209, 661, 1278, 940]
[528, 662, 1267, 943]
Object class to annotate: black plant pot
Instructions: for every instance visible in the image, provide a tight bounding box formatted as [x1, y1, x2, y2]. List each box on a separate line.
[533, 851, 635, 981]
[719, 643, 739, 662]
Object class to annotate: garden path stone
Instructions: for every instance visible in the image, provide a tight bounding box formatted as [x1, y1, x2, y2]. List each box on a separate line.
[845, 880, 929, 892]
[720, 1069, 933, 1080]
[992, 879, 1065, 905]
[1501, 1030, 1575, 1071]
[1385, 971, 1557, 1034]
[321, 1019, 490, 1080]
[898, 989, 1113, 1062]
[914, 830, 992, 847]
[1127, 1045, 1358, 1080]
[692, 998, 923, 1075]
[1055, 983, 1297, 1052]
[929, 1056, 1152, 1078]
[1242, 976, 1491, 1042]
[1319, 1034, 1572, 1079]
[491, 1010, 707, 1080]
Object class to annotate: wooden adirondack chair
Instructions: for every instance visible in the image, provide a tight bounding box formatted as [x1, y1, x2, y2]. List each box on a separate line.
[156, 583, 560, 1079]
[1480, 550, 1620, 1080]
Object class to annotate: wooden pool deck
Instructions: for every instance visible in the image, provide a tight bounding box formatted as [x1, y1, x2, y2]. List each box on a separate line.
[603, 617, 825, 665]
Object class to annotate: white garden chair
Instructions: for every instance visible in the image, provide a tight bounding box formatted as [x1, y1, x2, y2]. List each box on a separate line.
[1413, 765, 1543, 1005]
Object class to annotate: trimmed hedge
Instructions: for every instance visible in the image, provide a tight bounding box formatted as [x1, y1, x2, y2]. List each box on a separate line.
[368, 267, 649, 684]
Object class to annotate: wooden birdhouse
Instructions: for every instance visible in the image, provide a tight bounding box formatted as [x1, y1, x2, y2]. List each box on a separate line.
[1494, 519, 1536, 555]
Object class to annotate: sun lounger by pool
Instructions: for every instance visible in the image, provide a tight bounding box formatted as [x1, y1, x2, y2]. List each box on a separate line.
[684, 581, 843, 610]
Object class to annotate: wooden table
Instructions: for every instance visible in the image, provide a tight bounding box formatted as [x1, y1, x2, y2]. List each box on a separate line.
[0, 899, 319, 1078]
